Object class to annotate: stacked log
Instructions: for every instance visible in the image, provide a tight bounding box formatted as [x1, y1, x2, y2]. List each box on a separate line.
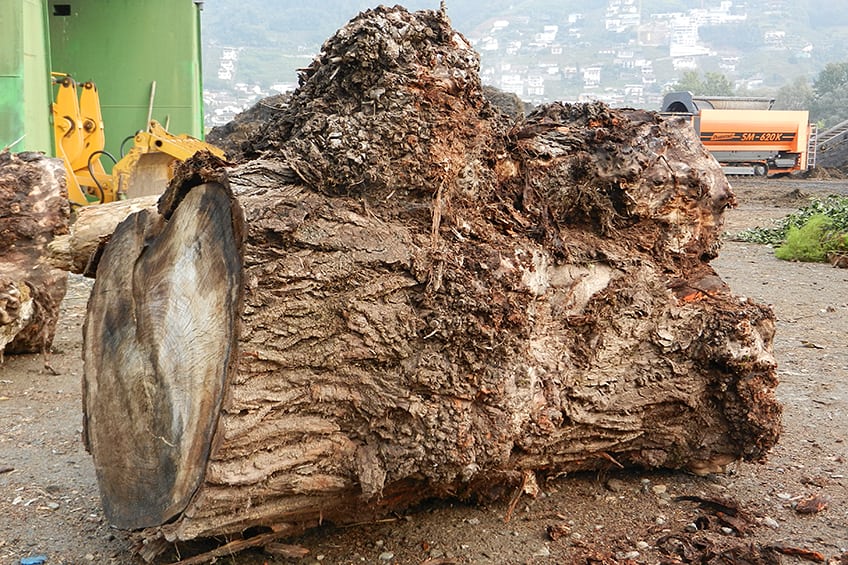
[0, 151, 69, 364]
[47, 195, 159, 276]
[80, 6, 781, 561]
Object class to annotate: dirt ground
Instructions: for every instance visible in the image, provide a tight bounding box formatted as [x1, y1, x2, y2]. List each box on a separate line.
[1, 176, 846, 565]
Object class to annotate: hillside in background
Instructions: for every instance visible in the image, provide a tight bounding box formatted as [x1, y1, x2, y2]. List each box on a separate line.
[199, 0, 848, 126]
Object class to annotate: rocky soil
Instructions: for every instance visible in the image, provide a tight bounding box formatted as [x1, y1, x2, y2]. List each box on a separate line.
[0, 176, 846, 564]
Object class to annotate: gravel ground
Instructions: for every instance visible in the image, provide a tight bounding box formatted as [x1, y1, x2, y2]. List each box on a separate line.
[0, 176, 846, 565]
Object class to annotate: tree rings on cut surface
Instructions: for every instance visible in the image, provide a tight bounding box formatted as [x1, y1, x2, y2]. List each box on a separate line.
[83, 182, 242, 528]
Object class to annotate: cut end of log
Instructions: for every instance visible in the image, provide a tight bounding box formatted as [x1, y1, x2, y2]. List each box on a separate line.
[84, 180, 243, 528]
[46, 196, 160, 276]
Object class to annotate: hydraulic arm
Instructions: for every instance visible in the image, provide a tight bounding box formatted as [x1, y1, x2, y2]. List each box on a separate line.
[51, 73, 225, 206]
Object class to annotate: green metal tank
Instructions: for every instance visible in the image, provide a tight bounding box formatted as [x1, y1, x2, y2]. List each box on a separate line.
[48, 0, 204, 160]
[0, 0, 53, 152]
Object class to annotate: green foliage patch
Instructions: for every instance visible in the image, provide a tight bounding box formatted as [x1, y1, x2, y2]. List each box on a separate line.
[733, 195, 848, 262]
[774, 215, 844, 262]
[734, 195, 848, 244]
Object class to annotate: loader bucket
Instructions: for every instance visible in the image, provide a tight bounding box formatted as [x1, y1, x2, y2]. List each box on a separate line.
[117, 152, 176, 199]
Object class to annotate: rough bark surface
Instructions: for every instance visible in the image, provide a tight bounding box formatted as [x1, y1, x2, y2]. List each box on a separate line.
[80, 6, 781, 560]
[206, 93, 290, 162]
[0, 151, 69, 360]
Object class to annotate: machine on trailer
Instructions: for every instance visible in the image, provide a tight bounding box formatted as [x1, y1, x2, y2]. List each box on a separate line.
[661, 91, 816, 176]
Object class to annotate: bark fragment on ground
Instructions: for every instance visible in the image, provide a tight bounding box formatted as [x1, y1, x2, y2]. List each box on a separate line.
[0, 150, 69, 362]
[79, 6, 782, 561]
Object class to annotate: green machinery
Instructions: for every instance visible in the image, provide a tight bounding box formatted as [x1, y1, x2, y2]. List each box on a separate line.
[1, 0, 53, 152]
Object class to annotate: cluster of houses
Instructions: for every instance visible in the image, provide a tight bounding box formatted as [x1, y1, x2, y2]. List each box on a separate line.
[204, 0, 809, 129]
[470, 0, 792, 108]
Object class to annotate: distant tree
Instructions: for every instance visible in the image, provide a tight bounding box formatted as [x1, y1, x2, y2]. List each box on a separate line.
[669, 71, 734, 96]
[669, 71, 703, 93]
[813, 62, 848, 97]
[701, 72, 735, 96]
[811, 91, 848, 127]
[774, 76, 814, 111]
[810, 62, 848, 127]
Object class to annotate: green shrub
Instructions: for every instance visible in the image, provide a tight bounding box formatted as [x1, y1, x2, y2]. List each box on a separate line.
[734, 195, 848, 263]
[735, 195, 848, 246]
[774, 215, 832, 262]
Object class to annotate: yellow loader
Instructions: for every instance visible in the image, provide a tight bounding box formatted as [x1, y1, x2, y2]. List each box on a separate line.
[50, 73, 225, 206]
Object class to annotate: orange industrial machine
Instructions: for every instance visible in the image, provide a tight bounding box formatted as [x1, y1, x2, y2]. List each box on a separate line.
[662, 92, 815, 176]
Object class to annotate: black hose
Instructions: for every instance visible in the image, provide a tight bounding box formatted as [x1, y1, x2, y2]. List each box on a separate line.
[119, 135, 136, 158]
[87, 150, 117, 204]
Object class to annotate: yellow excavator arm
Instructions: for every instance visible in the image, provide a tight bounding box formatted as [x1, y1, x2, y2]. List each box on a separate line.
[51, 73, 225, 206]
[51, 73, 114, 204]
[112, 120, 226, 199]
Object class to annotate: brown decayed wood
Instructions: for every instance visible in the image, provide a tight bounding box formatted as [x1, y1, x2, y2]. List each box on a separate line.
[0, 150, 69, 360]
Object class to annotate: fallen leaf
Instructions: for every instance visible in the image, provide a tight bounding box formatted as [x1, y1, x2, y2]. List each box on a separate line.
[673, 495, 747, 517]
[546, 522, 571, 541]
[717, 510, 750, 534]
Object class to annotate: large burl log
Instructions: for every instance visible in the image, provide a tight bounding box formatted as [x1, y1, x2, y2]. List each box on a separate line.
[81, 6, 780, 560]
[0, 151, 69, 363]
